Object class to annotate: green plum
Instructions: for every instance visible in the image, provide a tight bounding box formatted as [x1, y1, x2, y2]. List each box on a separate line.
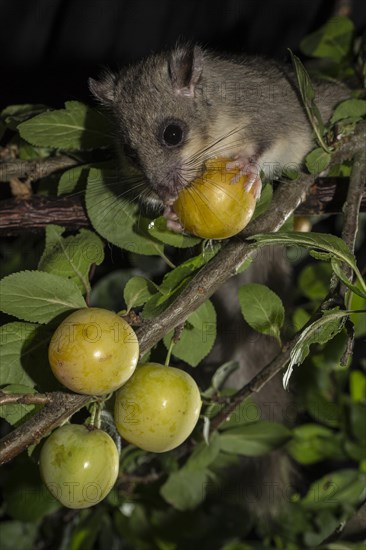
[48, 307, 139, 395]
[114, 363, 202, 452]
[39, 424, 119, 509]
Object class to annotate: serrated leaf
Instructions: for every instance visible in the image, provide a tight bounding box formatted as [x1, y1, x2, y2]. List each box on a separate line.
[302, 469, 366, 510]
[300, 16, 355, 62]
[0, 322, 58, 390]
[160, 245, 220, 295]
[289, 52, 328, 150]
[86, 167, 163, 256]
[238, 283, 284, 343]
[250, 232, 358, 274]
[218, 421, 291, 456]
[305, 147, 331, 173]
[123, 276, 159, 312]
[331, 98, 366, 123]
[283, 309, 349, 388]
[160, 468, 211, 511]
[0, 270, 86, 323]
[147, 216, 201, 248]
[38, 225, 104, 294]
[18, 101, 113, 150]
[163, 300, 216, 367]
[57, 164, 90, 195]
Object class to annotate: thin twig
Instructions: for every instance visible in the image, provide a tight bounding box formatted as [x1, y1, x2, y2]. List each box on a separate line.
[0, 391, 55, 405]
[0, 156, 81, 182]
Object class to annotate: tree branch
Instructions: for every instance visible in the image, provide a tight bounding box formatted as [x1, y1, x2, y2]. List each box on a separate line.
[0, 394, 92, 465]
[0, 124, 364, 465]
[0, 156, 81, 182]
[1, 178, 365, 235]
[0, 391, 55, 405]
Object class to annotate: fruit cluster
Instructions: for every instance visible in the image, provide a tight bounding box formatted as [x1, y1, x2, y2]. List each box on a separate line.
[40, 308, 201, 509]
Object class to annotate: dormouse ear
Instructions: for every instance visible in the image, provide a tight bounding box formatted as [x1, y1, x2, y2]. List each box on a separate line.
[168, 45, 204, 97]
[88, 72, 116, 105]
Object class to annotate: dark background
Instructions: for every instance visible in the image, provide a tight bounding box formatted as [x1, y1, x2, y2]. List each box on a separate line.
[1, 0, 366, 110]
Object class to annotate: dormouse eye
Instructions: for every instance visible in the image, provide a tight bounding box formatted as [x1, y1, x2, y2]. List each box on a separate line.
[160, 120, 186, 148]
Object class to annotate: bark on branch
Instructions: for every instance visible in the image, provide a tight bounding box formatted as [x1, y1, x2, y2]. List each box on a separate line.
[0, 124, 364, 465]
[1, 178, 366, 236]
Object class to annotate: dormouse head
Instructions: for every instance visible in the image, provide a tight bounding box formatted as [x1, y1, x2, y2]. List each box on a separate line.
[89, 45, 211, 205]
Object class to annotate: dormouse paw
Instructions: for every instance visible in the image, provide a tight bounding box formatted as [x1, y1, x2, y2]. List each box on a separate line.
[163, 204, 184, 233]
[226, 157, 262, 200]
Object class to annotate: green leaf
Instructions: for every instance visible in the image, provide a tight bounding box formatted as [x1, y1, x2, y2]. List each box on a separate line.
[349, 403, 366, 443]
[160, 245, 220, 295]
[0, 270, 87, 323]
[160, 468, 211, 510]
[287, 424, 344, 464]
[283, 309, 348, 388]
[1, 104, 48, 129]
[86, 167, 163, 256]
[298, 262, 332, 300]
[250, 233, 362, 290]
[289, 52, 328, 151]
[331, 259, 366, 299]
[18, 101, 113, 150]
[163, 300, 217, 367]
[4, 459, 60, 521]
[90, 269, 138, 311]
[305, 147, 331, 173]
[292, 307, 311, 332]
[218, 421, 291, 456]
[238, 283, 284, 343]
[349, 370, 366, 402]
[349, 280, 366, 337]
[0, 323, 58, 390]
[58, 164, 90, 195]
[211, 361, 240, 392]
[252, 183, 273, 220]
[300, 16, 355, 62]
[218, 398, 262, 431]
[302, 469, 366, 510]
[38, 225, 104, 294]
[148, 216, 201, 248]
[123, 276, 159, 312]
[331, 98, 366, 123]
[0, 521, 38, 550]
[185, 433, 221, 470]
[0, 385, 37, 426]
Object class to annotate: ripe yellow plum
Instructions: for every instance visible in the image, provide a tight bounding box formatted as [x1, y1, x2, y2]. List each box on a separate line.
[173, 158, 257, 239]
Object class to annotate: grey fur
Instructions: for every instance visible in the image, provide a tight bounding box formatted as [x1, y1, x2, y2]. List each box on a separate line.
[89, 44, 349, 524]
[89, 44, 348, 206]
